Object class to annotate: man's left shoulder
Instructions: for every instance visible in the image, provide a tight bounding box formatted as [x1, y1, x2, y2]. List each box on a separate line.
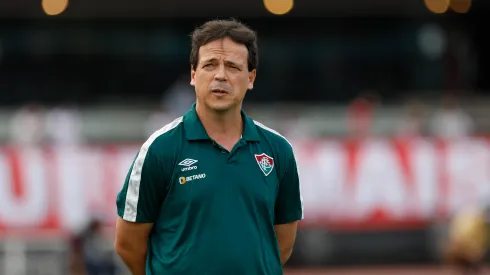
[253, 120, 294, 154]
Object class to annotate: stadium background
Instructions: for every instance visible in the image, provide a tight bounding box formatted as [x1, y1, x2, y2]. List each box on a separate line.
[1, 0, 489, 274]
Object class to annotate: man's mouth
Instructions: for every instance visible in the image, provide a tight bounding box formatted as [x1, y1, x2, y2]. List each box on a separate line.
[211, 88, 229, 95]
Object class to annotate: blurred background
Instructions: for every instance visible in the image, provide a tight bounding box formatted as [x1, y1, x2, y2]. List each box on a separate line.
[1, 0, 490, 274]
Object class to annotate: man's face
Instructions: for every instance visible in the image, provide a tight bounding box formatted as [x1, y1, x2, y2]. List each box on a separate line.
[191, 37, 256, 113]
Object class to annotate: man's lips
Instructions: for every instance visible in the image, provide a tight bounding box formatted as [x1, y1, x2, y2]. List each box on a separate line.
[211, 88, 229, 94]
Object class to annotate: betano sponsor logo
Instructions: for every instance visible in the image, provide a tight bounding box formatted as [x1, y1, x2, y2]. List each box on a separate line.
[179, 173, 206, 184]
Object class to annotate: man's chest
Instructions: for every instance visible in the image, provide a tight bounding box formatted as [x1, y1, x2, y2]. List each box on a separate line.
[166, 143, 280, 209]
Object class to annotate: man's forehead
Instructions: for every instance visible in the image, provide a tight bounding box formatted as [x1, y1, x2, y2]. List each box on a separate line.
[199, 39, 248, 62]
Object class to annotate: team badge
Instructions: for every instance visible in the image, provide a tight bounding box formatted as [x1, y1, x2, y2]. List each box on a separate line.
[255, 153, 274, 176]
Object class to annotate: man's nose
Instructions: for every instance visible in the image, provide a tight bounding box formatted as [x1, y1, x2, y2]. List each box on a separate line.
[214, 64, 227, 81]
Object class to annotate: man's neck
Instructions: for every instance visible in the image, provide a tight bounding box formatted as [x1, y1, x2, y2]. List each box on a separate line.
[195, 103, 243, 139]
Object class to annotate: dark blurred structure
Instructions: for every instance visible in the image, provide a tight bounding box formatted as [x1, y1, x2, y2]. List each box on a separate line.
[0, 0, 488, 106]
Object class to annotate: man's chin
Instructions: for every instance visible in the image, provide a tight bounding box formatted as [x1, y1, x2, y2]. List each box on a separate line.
[206, 101, 238, 113]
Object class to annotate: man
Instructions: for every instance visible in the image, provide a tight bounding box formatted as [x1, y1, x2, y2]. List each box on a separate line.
[115, 19, 303, 275]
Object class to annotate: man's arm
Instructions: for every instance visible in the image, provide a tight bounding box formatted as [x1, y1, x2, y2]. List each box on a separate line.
[274, 221, 298, 265]
[115, 218, 153, 275]
[274, 146, 303, 266]
[115, 141, 170, 274]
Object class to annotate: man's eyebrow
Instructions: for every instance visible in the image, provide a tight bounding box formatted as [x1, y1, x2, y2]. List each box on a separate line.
[224, 60, 243, 67]
[200, 58, 218, 64]
[200, 58, 243, 67]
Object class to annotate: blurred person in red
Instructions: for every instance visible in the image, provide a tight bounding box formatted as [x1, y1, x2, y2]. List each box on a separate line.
[347, 90, 378, 139]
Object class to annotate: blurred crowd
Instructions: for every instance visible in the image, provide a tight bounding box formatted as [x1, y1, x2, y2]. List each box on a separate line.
[6, 91, 477, 147]
[6, 75, 196, 147]
[346, 92, 475, 140]
[8, 101, 84, 146]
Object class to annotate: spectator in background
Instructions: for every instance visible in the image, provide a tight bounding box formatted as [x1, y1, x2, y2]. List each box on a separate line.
[429, 93, 474, 139]
[144, 105, 174, 138]
[444, 202, 490, 275]
[145, 74, 195, 137]
[397, 98, 428, 138]
[44, 102, 84, 145]
[160, 74, 196, 115]
[70, 217, 115, 275]
[8, 102, 46, 146]
[272, 105, 308, 140]
[147, 74, 195, 137]
[347, 90, 379, 139]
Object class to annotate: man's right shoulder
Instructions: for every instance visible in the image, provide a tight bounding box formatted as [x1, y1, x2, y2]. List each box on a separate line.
[142, 116, 184, 154]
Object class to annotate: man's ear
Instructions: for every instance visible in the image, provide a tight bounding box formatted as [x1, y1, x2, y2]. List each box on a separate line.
[248, 69, 257, 90]
[190, 68, 196, 86]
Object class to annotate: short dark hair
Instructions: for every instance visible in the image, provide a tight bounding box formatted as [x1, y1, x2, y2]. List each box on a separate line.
[190, 19, 258, 72]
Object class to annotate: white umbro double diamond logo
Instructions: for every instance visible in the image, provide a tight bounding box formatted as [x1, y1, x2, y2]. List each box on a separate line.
[179, 158, 198, 166]
[178, 158, 198, 171]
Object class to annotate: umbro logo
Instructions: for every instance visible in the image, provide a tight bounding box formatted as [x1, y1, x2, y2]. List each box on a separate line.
[178, 158, 198, 171]
[179, 158, 198, 166]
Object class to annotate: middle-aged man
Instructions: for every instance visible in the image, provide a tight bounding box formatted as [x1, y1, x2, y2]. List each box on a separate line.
[115, 18, 304, 275]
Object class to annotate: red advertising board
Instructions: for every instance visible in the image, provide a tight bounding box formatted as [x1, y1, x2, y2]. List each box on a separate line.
[1, 138, 489, 236]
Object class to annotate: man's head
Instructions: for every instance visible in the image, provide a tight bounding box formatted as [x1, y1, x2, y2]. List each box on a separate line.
[190, 19, 258, 113]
